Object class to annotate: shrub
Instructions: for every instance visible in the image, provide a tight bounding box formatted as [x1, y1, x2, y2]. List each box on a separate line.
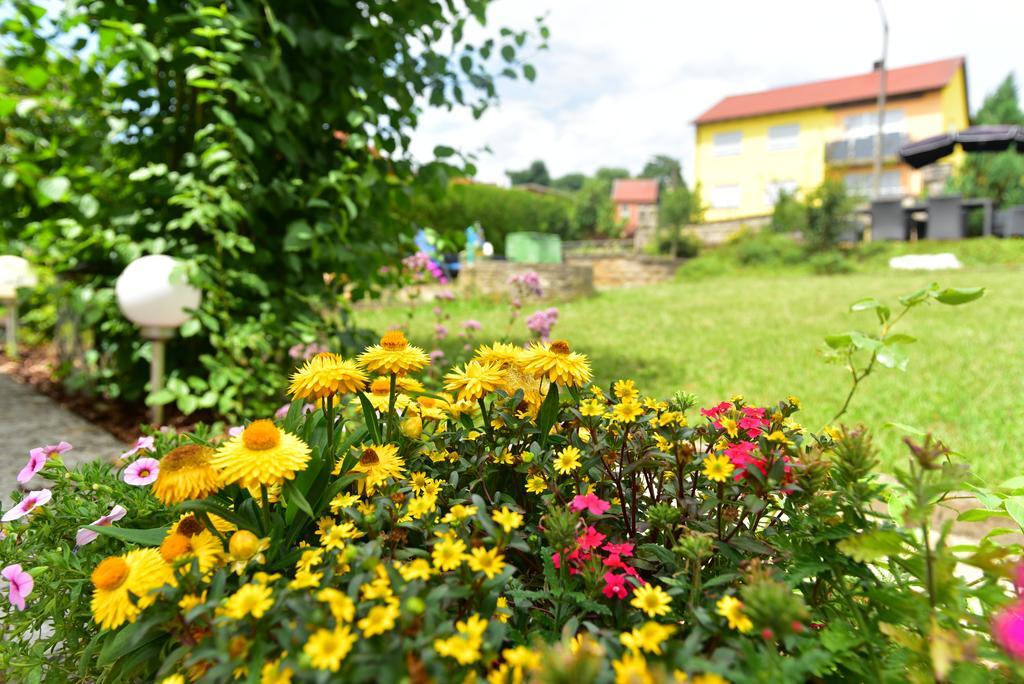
[2, 285, 1017, 683]
[807, 251, 855, 275]
[730, 230, 805, 266]
[769, 189, 807, 234]
[652, 231, 701, 258]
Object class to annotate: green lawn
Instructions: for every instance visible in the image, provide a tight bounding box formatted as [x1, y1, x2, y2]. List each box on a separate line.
[357, 264, 1024, 481]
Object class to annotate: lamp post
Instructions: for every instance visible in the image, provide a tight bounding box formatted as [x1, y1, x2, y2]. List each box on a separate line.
[0, 256, 38, 359]
[115, 255, 201, 425]
[872, 0, 889, 204]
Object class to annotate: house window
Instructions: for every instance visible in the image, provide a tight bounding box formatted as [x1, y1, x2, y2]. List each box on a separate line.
[764, 180, 798, 205]
[710, 185, 741, 209]
[842, 171, 902, 198]
[843, 109, 905, 139]
[713, 131, 742, 157]
[767, 124, 800, 151]
[619, 204, 631, 220]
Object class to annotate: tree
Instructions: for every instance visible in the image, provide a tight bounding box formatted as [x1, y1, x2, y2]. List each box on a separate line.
[571, 177, 618, 237]
[0, 1, 543, 418]
[658, 184, 699, 256]
[640, 154, 683, 187]
[594, 167, 630, 182]
[551, 172, 585, 192]
[950, 74, 1024, 209]
[506, 160, 551, 186]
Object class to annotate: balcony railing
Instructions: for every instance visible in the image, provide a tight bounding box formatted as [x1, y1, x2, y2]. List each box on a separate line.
[825, 133, 907, 165]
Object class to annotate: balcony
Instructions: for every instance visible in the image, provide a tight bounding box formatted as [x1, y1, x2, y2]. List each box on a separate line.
[825, 132, 907, 166]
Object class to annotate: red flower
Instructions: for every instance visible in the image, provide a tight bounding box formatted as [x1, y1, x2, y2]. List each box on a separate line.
[700, 401, 731, 419]
[602, 542, 634, 557]
[603, 572, 629, 599]
[570, 493, 610, 516]
[578, 526, 606, 551]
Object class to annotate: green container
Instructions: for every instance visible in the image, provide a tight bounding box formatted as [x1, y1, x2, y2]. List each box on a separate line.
[505, 232, 562, 264]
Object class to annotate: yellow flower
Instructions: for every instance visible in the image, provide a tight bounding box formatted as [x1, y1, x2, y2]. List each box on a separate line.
[434, 614, 488, 665]
[718, 416, 739, 439]
[261, 659, 294, 684]
[492, 506, 523, 533]
[612, 652, 653, 684]
[441, 503, 478, 525]
[358, 330, 430, 376]
[90, 549, 174, 630]
[329, 492, 361, 513]
[304, 625, 356, 672]
[787, 395, 801, 409]
[620, 621, 676, 654]
[395, 558, 434, 581]
[444, 360, 505, 403]
[475, 341, 525, 367]
[631, 584, 673, 618]
[432, 537, 468, 571]
[703, 454, 735, 483]
[211, 420, 311, 489]
[221, 583, 274, 620]
[178, 590, 207, 614]
[228, 529, 269, 573]
[406, 494, 438, 520]
[152, 444, 220, 504]
[322, 521, 363, 551]
[521, 339, 592, 387]
[766, 430, 794, 447]
[357, 600, 400, 637]
[349, 444, 404, 494]
[612, 379, 639, 400]
[580, 398, 606, 417]
[159, 524, 224, 575]
[467, 547, 506, 579]
[692, 674, 728, 684]
[316, 588, 355, 623]
[716, 595, 753, 633]
[159, 676, 186, 684]
[416, 394, 449, 421]
[553, 445, 582, 475]
[609, 399, 644, 424]
[288, 351, 367, 401]
[495, 596, 511, 623]
[363, 376, 412, 412]
[525, 474, 547, 495]
[289, 569, 323, 590]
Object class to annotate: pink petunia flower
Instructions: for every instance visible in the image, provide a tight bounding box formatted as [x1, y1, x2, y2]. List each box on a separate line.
[122, 458, 160, 486]
[75, 504, 128, 547]
[700, 401, 732, 419]
[1, 564, 33, 611]
[17, 441, 73, 484]
[2, 489, 53, 522]
[994, 601, 1024, 660]
[603, 572, 629, 599]
[120, 436, 155, 459]
[577, 526, 607, 551]
[570, 493, 611, 516]
[603, 542, 635, 557]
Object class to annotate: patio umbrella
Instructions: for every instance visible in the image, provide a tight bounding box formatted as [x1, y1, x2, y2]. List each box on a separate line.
[899, 125, 1022, 168]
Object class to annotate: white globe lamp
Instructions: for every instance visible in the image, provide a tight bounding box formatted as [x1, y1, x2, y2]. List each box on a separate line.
[0, 255, 38, 358]
[115, 255, 201, 424]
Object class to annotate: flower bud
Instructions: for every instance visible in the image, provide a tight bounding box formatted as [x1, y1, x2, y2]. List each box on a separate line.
[401, 415, 423, 439]
[229, 530, 260, 560]
[405, 597, 426, 615]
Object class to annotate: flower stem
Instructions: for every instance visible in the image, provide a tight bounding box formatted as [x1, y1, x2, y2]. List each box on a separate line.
[385, 373, 398, 442]
[259, 484, 271, 535]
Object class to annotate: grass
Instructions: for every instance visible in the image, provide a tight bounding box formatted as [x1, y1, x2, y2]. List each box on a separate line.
[357, 247, 1024, 482]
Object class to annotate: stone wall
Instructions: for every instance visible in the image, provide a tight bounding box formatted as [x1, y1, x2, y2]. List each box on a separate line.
[458, 261, 594, 299]
[564, 254, 683, 290]
[687, 215, 770, 245]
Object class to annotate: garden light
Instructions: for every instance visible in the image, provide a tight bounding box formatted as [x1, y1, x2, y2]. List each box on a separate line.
[115, 254, 201, 425]
[0, 255, 38, 359]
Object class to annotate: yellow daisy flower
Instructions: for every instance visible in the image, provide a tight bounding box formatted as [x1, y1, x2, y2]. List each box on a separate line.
[288, 352, 367, 401]
[525, 474, 547, 495]
[316, 588, 355, 623]
[474, 341, 526, 367]
[716, 595, 753, 633]
[152, 444, 220, 504]
[521, 339, 592, 387]
[467, 546, 506, 579]
[620, 621, 676, 655]
[349, 444, 404, 494]
[220, 583, 274, 620]
[491, 506, 523, 533]
[304, 625, 356, 672]
[609, 399, 644, 424]
[703, 454, 735, 483]
[90, 549, 174, 630]
[553, 445, 582, 475]
[357, 600, 400, 637]
[579, 398, 606, 417]
[432, 537, 468, 571]
[211, 420, 311, 489]
[358, 330, 429, 376]
[612, 652, 652, 684]
[395, 558, 434, 581]
[631, 584, 673, 618]
[612, 379, 639, 400]
[440, 503, 478, 525]
[443, 360, 505, 403]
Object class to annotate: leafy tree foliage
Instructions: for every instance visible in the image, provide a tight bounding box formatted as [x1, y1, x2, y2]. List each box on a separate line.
[640, 154, 683, 187]
[657, 183, 701, 256]
[550, 172, 585, 192]
[570, 177, 619, 237]
[506, 159, 551, 186]
[0, 0, 542, 418]
[950, 74, 1024, 208]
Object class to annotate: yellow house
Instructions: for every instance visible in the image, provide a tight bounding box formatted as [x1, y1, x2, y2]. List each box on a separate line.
[693, 57, 970, 223]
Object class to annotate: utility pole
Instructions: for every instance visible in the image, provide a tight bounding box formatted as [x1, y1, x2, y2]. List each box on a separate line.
[872, 0, 889, 202]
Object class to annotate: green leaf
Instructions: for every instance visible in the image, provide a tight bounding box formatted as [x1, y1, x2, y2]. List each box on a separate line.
[932, 287, 985, 305]
[998, 476, 1024, 490]
[433, 145, 455, 158]
[84, 524, 169, 547]
[824, 333, 852, 349]
[357, 392, 381, 443]
[19, 64, 49, 90]
[875, 343, 909, 371]
[1004, 496, 1024, 530]
[536, 384, 560, 445]
[956, 508, 1009, 523]
[883, 421, 926, 436]
[282, 479, 315, 520]
[523, 64, 537, 81]
[37, 175, 70, 204]
[837, 529, 906, 562]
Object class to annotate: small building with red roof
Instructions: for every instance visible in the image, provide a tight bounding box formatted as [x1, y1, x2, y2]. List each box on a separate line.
[611, 178, 659, 237]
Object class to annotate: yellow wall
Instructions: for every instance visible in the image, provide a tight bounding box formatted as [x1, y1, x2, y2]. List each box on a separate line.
[694, 67, 970, 222]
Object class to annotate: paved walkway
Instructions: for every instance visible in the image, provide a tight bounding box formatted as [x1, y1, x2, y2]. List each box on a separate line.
[0, 372, 125, 505]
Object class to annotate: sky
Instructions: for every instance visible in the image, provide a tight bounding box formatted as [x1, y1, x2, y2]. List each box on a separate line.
[410, 0, 1024, 186]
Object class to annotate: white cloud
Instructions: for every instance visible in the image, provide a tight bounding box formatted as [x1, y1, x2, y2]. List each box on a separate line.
[410, 0, 1024, 185]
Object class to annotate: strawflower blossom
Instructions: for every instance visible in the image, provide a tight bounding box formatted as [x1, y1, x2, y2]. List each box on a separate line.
[76, 505, 128, 547]
[994, 601, 1024, 660]
[123, 458, 160, 486]
[120, 436, 155, 459]
[18, 441, 72, 484]
[570, 493, 610, 516]
[1, 564, 33, 611]
[2, 488, 52, 522]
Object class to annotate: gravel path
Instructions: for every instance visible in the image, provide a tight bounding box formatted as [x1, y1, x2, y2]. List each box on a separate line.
[0, 372, 126, 505]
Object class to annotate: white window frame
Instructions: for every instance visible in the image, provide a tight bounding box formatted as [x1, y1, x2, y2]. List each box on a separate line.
[713, 131, 743, 157]
[618, 204, 632, 220]
[843, 109, 905, 139]
[767, 124, 800, 151]
[710, 184, 741, 210]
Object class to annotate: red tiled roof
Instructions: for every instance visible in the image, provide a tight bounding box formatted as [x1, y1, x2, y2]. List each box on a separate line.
[694, 57, 964, 125]
[611, 178, 659, 204]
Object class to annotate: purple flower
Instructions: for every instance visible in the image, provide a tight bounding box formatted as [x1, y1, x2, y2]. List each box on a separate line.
[435, 324, 448, 340]
[2, 489, 53, 522]
[122, 458, 159, 486]
[275, 403, 291, 419]
[509, 271, 544, 297]
[526, 307, 559, 340]
[995, 601, 1024, 660]
[120, 436, 155, 460]
[1, 564, 33, 611]
[75, 504, 128, 547]
[461, 319, 482, 331]
[429, 349, 446, 363]
[228, 425, 243, 437]
[435, 289, 455, 301]
[18, 441, 72, 484]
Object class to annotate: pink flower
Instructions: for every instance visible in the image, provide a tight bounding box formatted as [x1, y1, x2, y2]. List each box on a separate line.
[1, 564, 33, 611]
[570, 493, 610, 516]
[461, 319, 482, 331]
[603, 542, 634, 557]
[275, 403, 291, 419]
[122, 458, 159, 486]
[724, 440, 757, 460]
[994, 601, 1024, 660]
[700, 401, 731, 419]
[120, 436, 155, 459]
[603, 553, 626, 569]
[578, 526, 607, 551]
[2, 489, 53, 522]
[18, 442, 72, 484]
[228, 425, 243, 437]
[434, 324, 448, 340]
[603, 572, 629, 599]
[75, 504, 128, 547]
